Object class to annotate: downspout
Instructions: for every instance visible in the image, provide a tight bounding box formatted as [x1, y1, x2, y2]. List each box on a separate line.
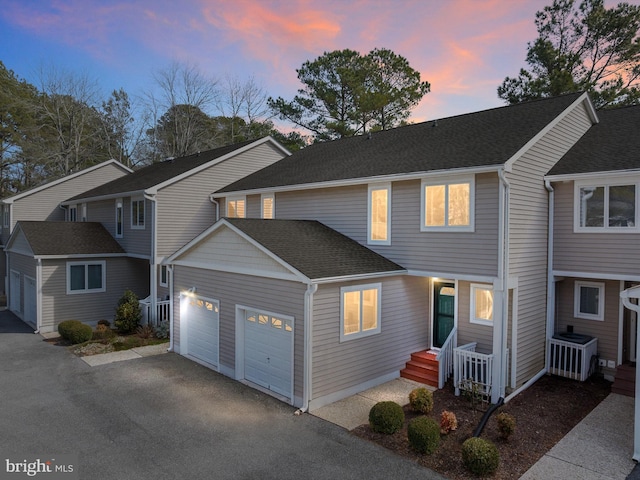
[209, 195, 220, 222]
[544, 180, 555, 372]
[298, 282, 318, 414]
[167, 264, 174, 352]
[34, 258, 42, 334]
[620, 288, 640, 461]
[144, 194, 158, 324]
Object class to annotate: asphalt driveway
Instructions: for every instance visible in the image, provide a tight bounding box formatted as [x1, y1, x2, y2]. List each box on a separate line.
[0, 311, 444, 480]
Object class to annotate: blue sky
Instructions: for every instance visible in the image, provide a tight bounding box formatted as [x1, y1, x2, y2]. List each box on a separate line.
[2, 0, 637, 126]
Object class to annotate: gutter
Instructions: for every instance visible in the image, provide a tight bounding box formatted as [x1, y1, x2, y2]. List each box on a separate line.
[144, 193, 158, 324]
[298, 282, 318, 413]
[544, 180, 555, 372]
[209, 194, 220, 222]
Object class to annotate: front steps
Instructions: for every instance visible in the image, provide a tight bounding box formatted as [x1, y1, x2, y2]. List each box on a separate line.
[612, 363, 635, 397]
[400, 350, 439, 388]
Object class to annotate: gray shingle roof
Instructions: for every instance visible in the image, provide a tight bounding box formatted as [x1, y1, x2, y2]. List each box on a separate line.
[547, 104, 640, 176]
[225, 218, 405, 280]
[15, 221, 125, 256]
[218, 93, 586, 193]
[67, 140, 257, 201]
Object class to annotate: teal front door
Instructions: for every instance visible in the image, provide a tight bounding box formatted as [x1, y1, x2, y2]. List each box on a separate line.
[433, 282, 455, 348]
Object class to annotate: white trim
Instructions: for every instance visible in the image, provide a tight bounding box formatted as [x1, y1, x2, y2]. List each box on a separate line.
[32, 253, 128, 260]
[367, 183, 391, 246]
[573, 177, 639, 233]
[130, 197, 145, 229]
[546, 168, 640, 183]
[553, 270, 640, 283]
[420, 175, 475, 232]
[339, 283, 382, 342]
[574, 280, 605, 321]
[226, 196, 246, 218]
[470, 283, 494, 326]
[431, 278, 458, 350]
[619, 280, 626, 366]
[171, 260, 304, 283]
[408, 269, 496, 284]
[66, 260, 106, 294]
[261, 193, 275, 219]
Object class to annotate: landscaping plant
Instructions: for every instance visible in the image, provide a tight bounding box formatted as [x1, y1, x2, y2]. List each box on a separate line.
[409, 387, 434, 414]
[114, 289, 142, 334]
[496, 412, 516, 440]
[440, 410, 458, 434]
[407, 416, 440, 454]
[461, 437, 500, 476]
[58, 320, 93, 344]
[368, 401, 405, 434]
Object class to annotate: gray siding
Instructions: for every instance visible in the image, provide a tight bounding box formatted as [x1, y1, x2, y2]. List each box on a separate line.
[39, 257, 149, 332]
[553, 179, 640, 277]
[172, 266, 306, 403]
[157, 142, 285, 257]
[508, 103, 594, 386]
[274, 174, 499, 276]
[311, 275, 429, 402]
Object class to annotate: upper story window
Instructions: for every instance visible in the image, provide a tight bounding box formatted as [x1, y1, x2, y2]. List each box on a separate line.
[261, 194, 274, 219]
[115, 199, 123, 238]
[368, 184, 391, 245]
[575, 178, 638, 232]
[3, 205, 9, 228]
[227, 197, 246, 218]
[69, 205, 78, 222]
[421, 176, 474, 232]
[340, 283, 382, 342]
[470, 283, 493, 326]
[67, 261, 106, 294]
[574, 281, 604, 321]
[159, 265, 168, 287]
[131, 198, 145, 229]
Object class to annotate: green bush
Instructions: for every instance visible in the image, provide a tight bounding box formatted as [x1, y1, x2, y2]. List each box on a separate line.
[496, 412, 516, 440]
[368, 401, 405, 434]
[114, 290, 142, 334]
[407, 416, 440, 454]
[409, 387, 434, 414]
[461, 437, 500, 477]
[58, 320, 93, 344]
[154, 320, 170, 339]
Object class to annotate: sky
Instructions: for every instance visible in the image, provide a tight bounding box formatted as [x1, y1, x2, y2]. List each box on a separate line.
[1, 0, 638, 129]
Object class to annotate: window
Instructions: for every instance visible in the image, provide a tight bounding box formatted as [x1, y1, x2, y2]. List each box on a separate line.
[227, 197, 246, 218]
[67, 261, 105, 294]
[131, 198, 145, 228]
[421, 177, 474, 231]
[575, 281, 604, 321]
[115, 199, 123, 238]
[368, 184, 391, 245]
[69, 205, 77, 222]
[261, 194, 274, 219]
[3, 205, 8, 228]
[340, 283, 381, 341]
[575, 179, 638, 231]
[80, 203, 87, 222]
[470, 284, 493, 326]
[159, 265, 168, 287]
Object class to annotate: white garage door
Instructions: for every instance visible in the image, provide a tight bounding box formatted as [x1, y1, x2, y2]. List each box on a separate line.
[23, 276, 37, 326]
[184, 295, 219, 368]
[9, 270, 20, 313]
[244, 310, 293, 399]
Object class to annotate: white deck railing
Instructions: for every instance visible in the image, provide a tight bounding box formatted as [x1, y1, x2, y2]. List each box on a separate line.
[453, 343, 509, 398]
[436, 328, 456, 389]
[139, 298, 171, 326]
[547, 337, 598, 382]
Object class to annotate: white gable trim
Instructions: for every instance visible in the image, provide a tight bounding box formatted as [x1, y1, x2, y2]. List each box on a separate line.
[2, 160, 131, 205]
[504, 93, 598, 172]
[170, 260, 303, 282]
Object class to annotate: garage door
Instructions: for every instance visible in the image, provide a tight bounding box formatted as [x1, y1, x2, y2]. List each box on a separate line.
[23, 276, 36, 326]
[184, 296, 219, 368]
[244, 310, 293, 399]
[9, 270, 20, 313]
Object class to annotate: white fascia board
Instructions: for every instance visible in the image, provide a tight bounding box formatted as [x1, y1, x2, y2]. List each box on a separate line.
[4, 159, 132, 204]
[61, 189, 145, 206]
[34, 253, 128, 260]
[170, 260, 304, 283]
[545, 169, 640, 183]
[504, 93, 597, 173]
[215, 165, 502, 198]
[148, 137, 289, 195]
[312, 269, 407, 284]
[553, 269, 640, 282]
[407, 269, 497, 284]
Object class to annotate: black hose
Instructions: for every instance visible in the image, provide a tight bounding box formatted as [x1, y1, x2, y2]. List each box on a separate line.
[472, 397, 505, 437]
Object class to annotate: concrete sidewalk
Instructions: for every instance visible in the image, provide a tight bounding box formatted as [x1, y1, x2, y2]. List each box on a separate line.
[80, 342, 169, 366]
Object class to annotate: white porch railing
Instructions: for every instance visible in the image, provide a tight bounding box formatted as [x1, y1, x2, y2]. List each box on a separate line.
[453, 343, 509, 398]
[436, 327, 456, 389]
[139, 298, 171, 326]
[547, 337, 598, 382]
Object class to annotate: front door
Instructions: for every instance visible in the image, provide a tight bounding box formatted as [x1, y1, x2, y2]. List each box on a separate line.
[433, 281, 455, 348]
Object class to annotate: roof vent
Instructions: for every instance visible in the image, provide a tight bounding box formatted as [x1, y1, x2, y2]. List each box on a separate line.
[432, 120, 438, 127]
[164, 157, 175, 163]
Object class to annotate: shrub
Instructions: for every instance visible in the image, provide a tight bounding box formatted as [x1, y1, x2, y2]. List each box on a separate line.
[368, 401, 405, 434]
[461, 437, 500, 477]
[136, 324, 154, 339]
[154, 320, 170, 339]
[409, 387, 434, 414]
[496, 412, 516, 440]
[407, 416, 440, 454]
[93, 323, 116, 341]
[58, 320, 93, 344]
[97, 319, 111, 328]
[114, 290, 142, 334]
[440, 410, 458, 434]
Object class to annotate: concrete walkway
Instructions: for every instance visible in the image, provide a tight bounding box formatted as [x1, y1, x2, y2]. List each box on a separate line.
[80, 342, 169, 366]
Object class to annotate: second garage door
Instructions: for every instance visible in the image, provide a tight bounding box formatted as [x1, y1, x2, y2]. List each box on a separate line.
[184, 295, 219, 368]
[244, 310, 293, 400]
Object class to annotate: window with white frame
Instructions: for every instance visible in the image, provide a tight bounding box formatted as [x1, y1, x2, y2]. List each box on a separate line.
[574, 281, 604, 320]
[115, 199, 123, 238]
[421, 176, 474, 231]
[227, 197, 246, 218]
[340, 283, 381, 341]
[131, 198, 145, 228]
[368, 184, 391, 245]
[470, 284, 493, 326]
[3, 205, 8, 228]
[159, 265, 168, 287]
[67, 261, 106, 294]
[69, 205, 77, 222]
[575, 178, 638, 231]
[261, 194, 274, 219]
[80, 203, 87, 222]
